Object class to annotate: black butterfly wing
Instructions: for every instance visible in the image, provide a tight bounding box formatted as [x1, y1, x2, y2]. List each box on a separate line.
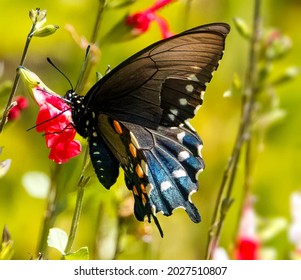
[88, 127, 120, 189]
[84, 23, 230, 129]
[76, 23, 230, 235]
[93, 114, 204, 235]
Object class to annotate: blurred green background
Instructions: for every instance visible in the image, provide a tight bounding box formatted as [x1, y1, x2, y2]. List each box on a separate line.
[0, 0, 300, 260]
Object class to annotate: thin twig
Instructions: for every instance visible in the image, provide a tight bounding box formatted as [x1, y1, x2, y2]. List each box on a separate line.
[37, 164, 62, 256]
[205, 0, 261, 260]
[0, 18, 37, 134]
[75, 0, 105, 95]
[63, 0, 106, 256]
[64, 149, 90, 255]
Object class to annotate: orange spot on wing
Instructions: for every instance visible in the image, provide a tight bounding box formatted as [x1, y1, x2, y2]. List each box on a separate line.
[113, 120, 122, 135]
[133, 185, 138, 196]
[141, 194, 147, 205]
[140, 183, 147, 194]
[135, 164, 144, 178]
[129, 143, 137, 158]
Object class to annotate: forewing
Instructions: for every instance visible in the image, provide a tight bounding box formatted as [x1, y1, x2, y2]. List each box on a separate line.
[85, 23, 230, 129]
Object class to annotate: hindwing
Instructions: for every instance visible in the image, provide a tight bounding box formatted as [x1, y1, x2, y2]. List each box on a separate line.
[91, 114, 204, 235]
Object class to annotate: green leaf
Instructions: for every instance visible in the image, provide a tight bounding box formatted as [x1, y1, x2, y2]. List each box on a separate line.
[0, 240, 14, 260]
[233, 17, 251, 39]
[107, 0, 136, 9]
[47, 228, 68, 254]
[64, 247, 89, 260]
[258, 217, 287, 242]
[0, 226, 14, 260]
[255, 109, 286, 130]
[271, 66, 301, 86]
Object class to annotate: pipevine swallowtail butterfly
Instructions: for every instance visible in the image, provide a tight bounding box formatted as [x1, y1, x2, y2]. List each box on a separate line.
[65, 23, 230, 236]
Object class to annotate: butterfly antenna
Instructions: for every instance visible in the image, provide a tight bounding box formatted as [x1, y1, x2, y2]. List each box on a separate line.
[47, 57, 74, 91]
[26, 108, 71, 132]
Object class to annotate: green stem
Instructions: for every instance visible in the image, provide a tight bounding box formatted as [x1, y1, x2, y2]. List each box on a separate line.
[63, 1, 106, 256]
[37, 164, 62, 257]
[205, 0, 261, 260]
[0, 21, 37, 134]
[64, 170, 89, 255]
[90, 0, 106, 44]
[75, 0, 106, 95]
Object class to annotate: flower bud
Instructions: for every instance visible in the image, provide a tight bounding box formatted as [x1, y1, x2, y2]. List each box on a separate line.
[32, 24, 59, 37]
[233, 17, 251, 39]
[18, 66, 54, 102]
[18, 66, 41, 89]
[265, 31, 292, 60]
[29, 8, 47, 29]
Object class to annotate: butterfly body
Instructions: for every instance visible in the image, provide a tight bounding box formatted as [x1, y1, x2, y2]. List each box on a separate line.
[65, 23, 230, 236]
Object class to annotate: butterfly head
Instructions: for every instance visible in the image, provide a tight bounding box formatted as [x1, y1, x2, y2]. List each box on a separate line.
[64, 90, 93, 138]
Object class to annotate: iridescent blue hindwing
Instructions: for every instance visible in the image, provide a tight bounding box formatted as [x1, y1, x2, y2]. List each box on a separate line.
[99, 118, 204, 231]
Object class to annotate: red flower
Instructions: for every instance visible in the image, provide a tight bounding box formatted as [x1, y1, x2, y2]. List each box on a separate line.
[125, 0, 175, 38]
[33, 87, 81, 164]
[19, 67, 81, 164]
[8, 96, 28, 121]
[236, 237, 260, 260]
[235, 197, 260, 260]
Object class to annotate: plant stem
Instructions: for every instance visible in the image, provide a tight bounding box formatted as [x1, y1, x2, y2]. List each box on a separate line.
[64, 2, 105, 255]
[64, 162, 90, 255]
[75, 0, 105, 95]
[205, 0, 261, 260]
[0, 20, 37, 134]
[90, 0, 106, 44]
[37, 164, 62, 256]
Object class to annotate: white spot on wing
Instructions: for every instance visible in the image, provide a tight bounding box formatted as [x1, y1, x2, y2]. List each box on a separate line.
[130, 131, 140, 149]
[170, 108, 178, 116]
[185, 84, 194, 93]
[188, 190, 197, 203]
[141, 160, 148, 175]
[195, 168, 204, 181]
[178, 151, 190, 162]
[197, 144, 203, 157]
[160, 181, 172, 191]
[177, 131, 185, 144]
[172, 169, 187, 178]
[179, 98, 188, 106]
[184, 119, 196, 132]
[168, 114, 176, 121]
[146, 183, 153, 195]
[193, 104, 201, 115]
[187, 74, 199, 82]
[200, 90, 205, 100]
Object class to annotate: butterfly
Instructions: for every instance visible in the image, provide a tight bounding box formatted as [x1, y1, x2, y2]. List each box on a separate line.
[65, 23, 230, 237]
